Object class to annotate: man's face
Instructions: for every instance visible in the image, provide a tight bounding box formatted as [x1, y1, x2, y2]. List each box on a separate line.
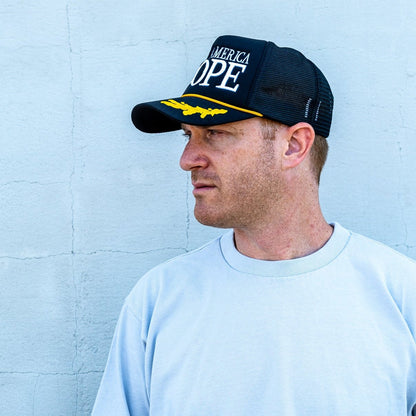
[180, 118, 285, 230]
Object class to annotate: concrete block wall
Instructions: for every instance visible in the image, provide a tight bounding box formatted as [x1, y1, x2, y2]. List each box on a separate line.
[1, 0, 415, 414]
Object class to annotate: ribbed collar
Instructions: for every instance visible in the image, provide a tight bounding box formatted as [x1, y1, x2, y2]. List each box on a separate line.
[219, 223, 351, 277]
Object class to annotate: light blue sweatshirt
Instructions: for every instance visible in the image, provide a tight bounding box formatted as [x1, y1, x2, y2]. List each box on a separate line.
[92, 223, 416, 415]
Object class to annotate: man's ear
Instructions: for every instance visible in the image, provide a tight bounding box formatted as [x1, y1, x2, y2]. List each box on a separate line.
[282, 123, 315, 170]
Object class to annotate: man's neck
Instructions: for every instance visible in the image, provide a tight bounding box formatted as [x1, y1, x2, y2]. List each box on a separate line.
[233, 209, 333, 261]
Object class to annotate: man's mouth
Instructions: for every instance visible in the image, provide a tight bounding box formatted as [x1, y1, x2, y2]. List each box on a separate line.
[192, 181, 217, 195]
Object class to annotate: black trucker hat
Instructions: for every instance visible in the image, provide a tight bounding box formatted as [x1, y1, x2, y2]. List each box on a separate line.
[132, 35, 333, 137]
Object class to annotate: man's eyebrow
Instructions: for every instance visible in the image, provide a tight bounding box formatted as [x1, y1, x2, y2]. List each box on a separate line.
[181, 124, 212, 131]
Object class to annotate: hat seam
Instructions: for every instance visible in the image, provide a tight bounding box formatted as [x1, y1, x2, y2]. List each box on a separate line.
[246, 41, 271, 113]
[308, 58, 320, 131]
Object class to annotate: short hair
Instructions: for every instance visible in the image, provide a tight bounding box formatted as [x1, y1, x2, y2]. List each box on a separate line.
[260, 118, 328, 184]
[309, 133, 328, 184]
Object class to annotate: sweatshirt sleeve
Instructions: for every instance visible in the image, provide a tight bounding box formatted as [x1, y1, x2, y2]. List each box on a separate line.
[91, 304, 149, 416]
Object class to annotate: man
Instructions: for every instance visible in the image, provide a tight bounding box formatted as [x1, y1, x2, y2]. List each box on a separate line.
[92, 35, 416, 415]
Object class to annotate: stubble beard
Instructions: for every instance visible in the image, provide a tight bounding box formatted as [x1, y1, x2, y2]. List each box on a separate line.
[193, 140, 279, 230]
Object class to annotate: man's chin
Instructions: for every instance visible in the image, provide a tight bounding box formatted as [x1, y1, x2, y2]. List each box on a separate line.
[194, 209, 231, 229]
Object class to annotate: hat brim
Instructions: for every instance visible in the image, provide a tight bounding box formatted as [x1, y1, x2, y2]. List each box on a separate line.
[131, 95, 259, 133]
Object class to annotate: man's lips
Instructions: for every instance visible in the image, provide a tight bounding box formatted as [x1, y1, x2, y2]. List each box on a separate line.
[192, 181, 217, 195]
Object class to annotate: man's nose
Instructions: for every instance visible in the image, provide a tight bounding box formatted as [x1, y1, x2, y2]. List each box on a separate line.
[179, 134, 209, 171]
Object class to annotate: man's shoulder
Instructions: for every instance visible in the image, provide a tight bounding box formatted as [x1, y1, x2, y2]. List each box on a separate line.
[122, 232, 232, 321]
[125, 232, 228, 303]
[348, 227, 416, 269]
[159, 232, 227, 271]
[342, 226, 416, 298]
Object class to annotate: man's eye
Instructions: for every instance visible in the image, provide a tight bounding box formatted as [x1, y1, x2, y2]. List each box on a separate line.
[182, 132, 191, 140]
[207, 129, 220, 137]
